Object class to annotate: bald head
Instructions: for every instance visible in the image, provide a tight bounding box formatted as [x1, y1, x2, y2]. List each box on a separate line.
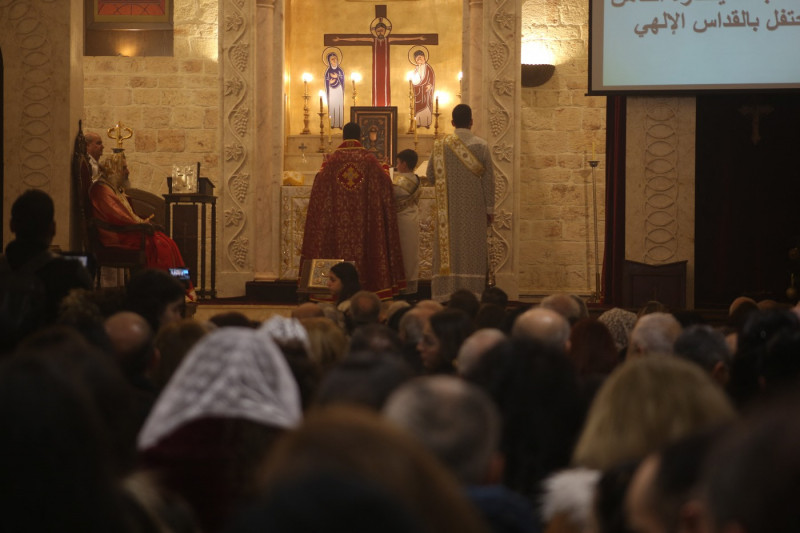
[729, 296, 757, 316]
[511, 307, 571, 352]
[291, 302, 324, 320]
[456, 328, 506, 376]
[415, 300, 445, 313]
[85, 131, 104, 161]
[105, 311, 154, 378]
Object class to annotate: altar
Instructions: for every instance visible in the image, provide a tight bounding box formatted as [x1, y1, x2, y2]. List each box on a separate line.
[279, 183, 437, 282]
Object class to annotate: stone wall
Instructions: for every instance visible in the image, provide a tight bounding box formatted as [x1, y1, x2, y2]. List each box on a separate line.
[519, 0, 606, 298]
[83, 0, 220, 195]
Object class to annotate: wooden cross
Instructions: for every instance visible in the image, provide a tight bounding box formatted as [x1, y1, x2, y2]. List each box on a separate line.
[739, 103, 773, 145]
[324, 5, 438, 107]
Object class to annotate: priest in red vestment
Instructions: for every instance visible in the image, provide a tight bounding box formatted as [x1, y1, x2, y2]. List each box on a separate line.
[301, 122, 406, 299]
[90, 151, 192, 277]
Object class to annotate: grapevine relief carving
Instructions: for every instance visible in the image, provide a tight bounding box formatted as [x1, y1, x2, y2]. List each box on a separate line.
[230, 173, 249, 203]
[222, 0, 251, 270]
[485, 2, 516, 276]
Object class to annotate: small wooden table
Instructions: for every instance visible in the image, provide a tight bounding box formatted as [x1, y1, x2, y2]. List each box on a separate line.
[164, 190, 217, 299]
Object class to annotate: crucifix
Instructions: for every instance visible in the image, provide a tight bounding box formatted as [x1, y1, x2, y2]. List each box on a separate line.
[739, 103, 773, 145]
[324, 5, 438, 107]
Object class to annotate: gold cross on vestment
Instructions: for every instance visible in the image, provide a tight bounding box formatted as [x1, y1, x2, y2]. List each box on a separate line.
[107, 121, 134, 149]
[343, 167, 359, 187]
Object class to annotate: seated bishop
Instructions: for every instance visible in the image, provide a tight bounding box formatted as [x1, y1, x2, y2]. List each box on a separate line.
[90, 151, 195, 299]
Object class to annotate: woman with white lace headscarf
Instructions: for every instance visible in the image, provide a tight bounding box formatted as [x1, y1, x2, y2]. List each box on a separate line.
[138, 323, 302, 533]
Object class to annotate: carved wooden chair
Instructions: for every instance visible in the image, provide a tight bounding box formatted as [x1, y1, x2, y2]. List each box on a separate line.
[72, 122, 151, 287]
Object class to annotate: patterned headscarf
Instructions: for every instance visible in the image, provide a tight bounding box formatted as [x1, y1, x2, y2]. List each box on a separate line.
[260, 315, 312, 355]
[138, 326, 302, 450]
[598, 307, 638, 353]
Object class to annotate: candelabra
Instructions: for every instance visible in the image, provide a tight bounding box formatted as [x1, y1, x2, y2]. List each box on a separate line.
[318, 111, 326, 152]
[588, 159, 602, 303]
[302, 90, 310, 135]
[407, 80, 416, 134]
[433, 96, 441, 138]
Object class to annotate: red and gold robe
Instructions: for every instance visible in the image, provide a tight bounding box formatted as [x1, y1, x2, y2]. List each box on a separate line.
[89, 179, 187, 271]
[301, 139, 406, 299]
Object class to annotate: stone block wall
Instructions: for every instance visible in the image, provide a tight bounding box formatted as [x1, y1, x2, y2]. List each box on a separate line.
[519, 0, 606, 297]
[83, 0, 220, 195]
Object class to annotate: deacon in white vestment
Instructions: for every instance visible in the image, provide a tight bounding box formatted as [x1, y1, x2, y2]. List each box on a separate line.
[393, 149, 422, 295]
[426, 104, 495, 302]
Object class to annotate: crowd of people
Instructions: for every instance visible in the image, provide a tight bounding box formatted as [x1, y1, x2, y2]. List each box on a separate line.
[3, 187, 800, 532]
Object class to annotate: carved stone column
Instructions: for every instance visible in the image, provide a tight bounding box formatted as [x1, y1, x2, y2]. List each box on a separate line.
[219, 0, 255, 296]
[0, 0, 83, 250]
[462, 0, 521, 299]
[253, 0, 283, 281]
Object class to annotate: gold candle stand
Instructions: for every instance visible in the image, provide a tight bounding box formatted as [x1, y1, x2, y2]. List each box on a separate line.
[302, 90, 311, 135]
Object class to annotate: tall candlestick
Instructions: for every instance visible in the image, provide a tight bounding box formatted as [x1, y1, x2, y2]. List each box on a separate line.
[351, 72, 361, 107]
[302, 73, 312, 135]
[407, 78, 415, 134]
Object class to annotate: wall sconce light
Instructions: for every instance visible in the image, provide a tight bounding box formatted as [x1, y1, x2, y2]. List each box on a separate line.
[521, 63, 555, 87]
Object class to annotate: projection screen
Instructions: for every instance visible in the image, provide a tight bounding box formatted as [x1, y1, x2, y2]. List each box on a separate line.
[590, 0, 800, 94]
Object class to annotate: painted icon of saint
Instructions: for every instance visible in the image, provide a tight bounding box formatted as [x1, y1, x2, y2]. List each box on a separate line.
[410, 46, 435, 128]
[323, 47, 345, 129]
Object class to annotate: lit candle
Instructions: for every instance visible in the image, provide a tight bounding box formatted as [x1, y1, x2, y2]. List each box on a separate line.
[319, 95, 323, 114]
[592, 141, 596, 160]
[351, 72, 361, 106]
[302, 73, 311, 96]
[435, 95, 439, 114]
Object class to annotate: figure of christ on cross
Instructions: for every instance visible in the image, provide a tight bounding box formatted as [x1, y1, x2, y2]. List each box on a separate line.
[324, 5, 438, 107]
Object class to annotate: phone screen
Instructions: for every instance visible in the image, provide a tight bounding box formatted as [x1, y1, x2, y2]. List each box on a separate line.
[61, 253, 89, 267]
[169, 267, 191, 281]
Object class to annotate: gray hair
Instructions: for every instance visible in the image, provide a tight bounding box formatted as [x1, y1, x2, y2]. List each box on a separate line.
[629, 312, 682, 357]
[383, 376, 500, 484]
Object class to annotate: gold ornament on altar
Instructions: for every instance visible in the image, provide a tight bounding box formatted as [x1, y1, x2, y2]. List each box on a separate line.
[107, 121, 133, 149]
